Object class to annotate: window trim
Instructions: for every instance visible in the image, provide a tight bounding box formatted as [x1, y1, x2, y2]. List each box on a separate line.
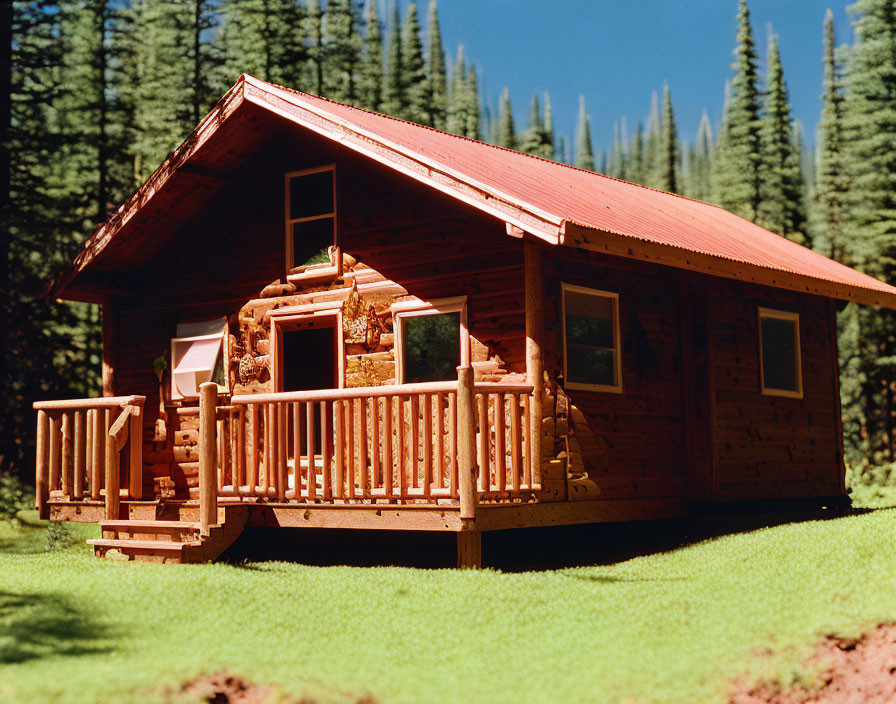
[270, 306, 345, 392]
[170, 318, 229, 401]
[391, 296, 470, 384]
[561, 282, 623, 394]
[284, 165, 338, 274]
[758, 307, 803, 399]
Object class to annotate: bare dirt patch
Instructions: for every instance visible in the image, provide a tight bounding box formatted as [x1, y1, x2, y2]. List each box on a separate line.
[730, 624, 896, 703]
[171, 670, 376, 704]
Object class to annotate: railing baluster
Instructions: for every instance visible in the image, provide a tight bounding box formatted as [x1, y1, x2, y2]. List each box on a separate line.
[436, 393, 446, 489]
[49, 413, 61, 493]
[292, 401, 302, 498]
[74, 410, 86, 499]
[346, 399, 355, 499]
[358, 396, 369, 498]
[277, 402, 288, 502]
[477, 394, 489, 492]
[523, 395, 533, 489]
[410, 395, 419, 489]
[321, 401, 332, 500]
[510, 394, 522, 493]
[306, 401, 315, 500]
[494, 394, 506, 491]
[248, 403, 259, 496]
[92, 409, 104, 500]
[35, 410, 49, 518]
[216, 417, 225, 494]
[370, 398, 380, 491]
[236, 406, 246, 492]
[422, 394, 432, 498]
[61, 412, 73, 497]
[383, 396, 394, 499]
[397, 396, 407, 498]
[335, 400, 345, 499]
[448, 393, 457, 498]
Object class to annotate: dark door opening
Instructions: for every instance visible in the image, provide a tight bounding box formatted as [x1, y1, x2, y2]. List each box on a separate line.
[281, 326, 337, 392]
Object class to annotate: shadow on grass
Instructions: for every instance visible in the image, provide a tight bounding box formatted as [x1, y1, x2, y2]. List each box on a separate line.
[0, 590, 112, 664]
[219, 502, 877, 572]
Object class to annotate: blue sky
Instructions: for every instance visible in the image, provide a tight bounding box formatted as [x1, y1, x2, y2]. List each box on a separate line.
[385, 1, 854, 153]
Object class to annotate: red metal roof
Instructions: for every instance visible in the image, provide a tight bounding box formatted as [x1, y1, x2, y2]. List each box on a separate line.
[55, 75, 896, 309]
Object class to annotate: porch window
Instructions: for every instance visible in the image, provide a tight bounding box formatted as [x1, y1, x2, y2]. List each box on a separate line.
[170, 318, 228, 400]
[562, 283, 622, 393]
[285, 166, 336, 270]
[758, 308, 802, 398]
[393, 298, 470, 384]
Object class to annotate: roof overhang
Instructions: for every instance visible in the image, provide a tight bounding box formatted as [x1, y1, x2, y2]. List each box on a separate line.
[50, 75, 896, 312]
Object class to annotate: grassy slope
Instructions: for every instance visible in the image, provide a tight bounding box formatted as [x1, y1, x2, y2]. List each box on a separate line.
[2, 510, 896, 704]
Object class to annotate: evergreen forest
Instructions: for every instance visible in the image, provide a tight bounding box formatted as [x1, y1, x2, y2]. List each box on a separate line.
[3, 0, 896, 492]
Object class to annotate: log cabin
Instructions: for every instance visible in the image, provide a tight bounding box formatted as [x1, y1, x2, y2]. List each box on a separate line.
[33, 74, 896, 567]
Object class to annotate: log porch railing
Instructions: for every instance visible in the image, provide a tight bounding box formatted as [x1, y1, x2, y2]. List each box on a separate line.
[213, 374, 537, 508]
[33, 395, 146, 520]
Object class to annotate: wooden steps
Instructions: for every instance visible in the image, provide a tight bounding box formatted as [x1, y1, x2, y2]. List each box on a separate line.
[87, 505, 247, 564]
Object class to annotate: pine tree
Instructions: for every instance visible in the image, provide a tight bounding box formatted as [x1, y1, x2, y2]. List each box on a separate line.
[494, 87, 516, 149]
[446, 44, 467, 135]
[758, 33, 806, 243]
[381, 3, 404, 117]
[518, 94, 552, 158]
[303, 0, 324, 95]
[712, 0, 763, 220]
[642, 90, 661, 187]
[358, 0, 383, 111]
[688, 111, 713, 201]
[574, 94, 595, 171]
[841, 0, 896, 460]
[323, 0, 362, 104]
[543, 92, 555, 158]
[464, 64, 480, 139]
[815, 8, 848, 262]
[425, 0, 447, 129]
[401, 2, 427, 124]
[628, 121, 644, 184]
[608, 120, 627, 179]
[658, 83, 680, 193]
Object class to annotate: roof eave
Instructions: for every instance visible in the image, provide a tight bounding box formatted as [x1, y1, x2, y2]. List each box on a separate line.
[561, 221, 896, 310]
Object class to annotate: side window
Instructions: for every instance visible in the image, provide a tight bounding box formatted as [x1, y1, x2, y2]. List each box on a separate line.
[170, 318, 228, 400]
[393, 299, 469, 384]
[562, 283, 622, 393]
[758, 307, 802, 398]
[285, 166, 336, 270]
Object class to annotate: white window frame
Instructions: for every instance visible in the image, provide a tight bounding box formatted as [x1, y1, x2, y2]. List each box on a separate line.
[270, 305, 345, 392]
[758, 307, 803, 399]
[561, 282, 623, 394]
[284, 165, 338, 274]
[170, 318, 229, 401]
[391, 296, 470, 384]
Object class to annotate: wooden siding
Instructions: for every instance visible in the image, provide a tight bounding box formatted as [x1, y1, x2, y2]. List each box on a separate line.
[707, 279, 843, 500]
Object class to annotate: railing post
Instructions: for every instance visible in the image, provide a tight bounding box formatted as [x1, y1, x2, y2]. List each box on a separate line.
[456, 365, 481, 568]
[524, 238, 544, 486]
[35, 410, 49, 520]
[128, 401, 143, 500]
[199, 382, 218, 536]
[104, 408, 119, 521]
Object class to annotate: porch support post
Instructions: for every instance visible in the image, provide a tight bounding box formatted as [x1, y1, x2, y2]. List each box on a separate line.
[199, 382, 218, 536]
[35, 410, 49, 520]
[101, 297, 115, 397]
[456, 365, 481, 568]
[104, 408, 119, 521]
[524, 238, 544, 485]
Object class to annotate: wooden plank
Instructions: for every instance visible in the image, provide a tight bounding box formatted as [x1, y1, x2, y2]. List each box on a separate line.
[61, 412, 73, 497]
[523, 395, 532, 489]
[477, 394, 489, 491]
[383, 397, 394, 499]
[236, 407, 246, 490]
[347, 399, 355, 499]
[335, 400, 345, 499]
[493, 394, 506, 491]
[457, 366, 477, 520]
[448, 393, 457, 497]
[292, 402, 302, 498]
[397, 396, 406, 498]
[35, 410, 49, 519]
[321, 401, 332, 500]
[422, 394, 432, 499]
[73, 410, 86, 499]
[410, 394, 419, 489]
[277, 402, 287, 502]
[92, 409, 105, 500]
[370, 397, 380, 488]
[49, 413, 61, 493]
[510, 395, 522, 492]
[474, 497, 689, 531]
[129, 407, 143, 499]
[104, 408, 119, 521]
[248, 403, 258, 495]
[306, 401, 316, 500]
[254, 504, 463, 531]
[198, 383, 217, 535]
[358, 396, 368, 497]
[436, 393, 446, 490]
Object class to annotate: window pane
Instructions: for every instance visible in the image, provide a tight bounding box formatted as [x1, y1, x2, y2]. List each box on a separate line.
[761, 316, 798, 391]
[292, 217, 334, 267]
[289, 170, 334, 220]
[564, 288, 618, 387]
[402, 312, 461, 383]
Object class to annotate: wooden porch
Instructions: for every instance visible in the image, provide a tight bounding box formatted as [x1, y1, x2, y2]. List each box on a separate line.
[32, 368, 685, 565]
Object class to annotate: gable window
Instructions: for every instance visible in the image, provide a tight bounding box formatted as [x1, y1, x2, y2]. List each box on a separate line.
[758, 307, 802, 398]
[393, 298, 470, 384]
[170, 318, 228, 400]
[285, 166, 336, 271]
[561, 283, 622, 393]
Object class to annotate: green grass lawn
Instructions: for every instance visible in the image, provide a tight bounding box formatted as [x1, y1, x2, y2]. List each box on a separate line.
[3, 508, 896, 704]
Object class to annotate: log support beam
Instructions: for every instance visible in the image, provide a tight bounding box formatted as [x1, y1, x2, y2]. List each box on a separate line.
[524, 238, 544, 485]
[456, 529, 482, 569]
[199, 382, 218, 536]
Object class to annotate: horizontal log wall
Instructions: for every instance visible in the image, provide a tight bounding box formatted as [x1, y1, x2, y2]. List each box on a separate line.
[707, 279, 842, 500]
[543, 248, 688, 501]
